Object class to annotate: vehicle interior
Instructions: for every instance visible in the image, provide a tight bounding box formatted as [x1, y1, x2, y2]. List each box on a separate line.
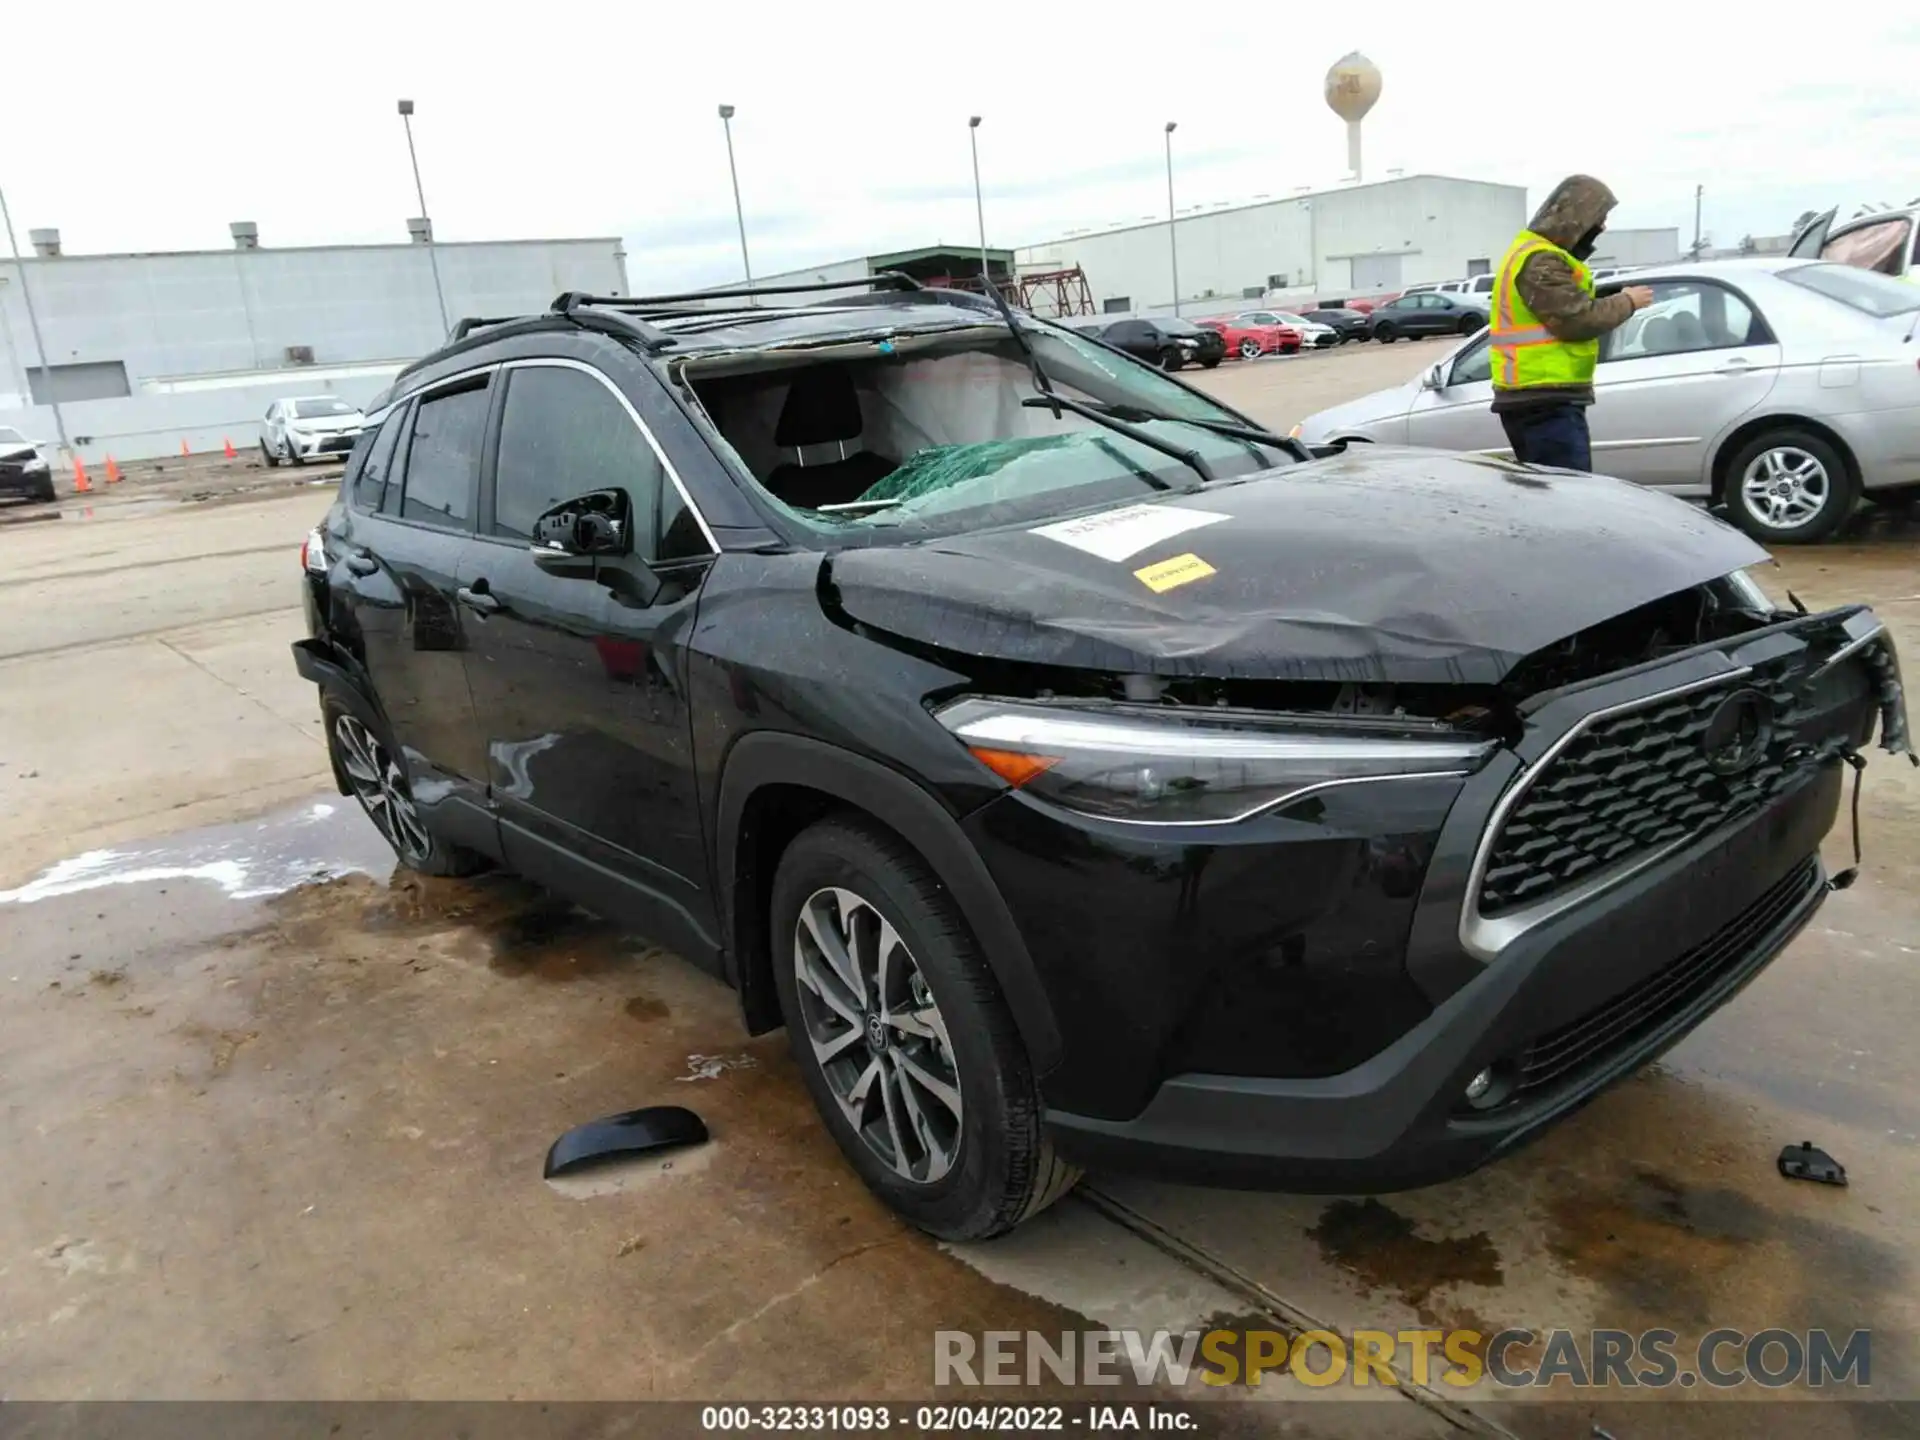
[678, 326, 1279, 522]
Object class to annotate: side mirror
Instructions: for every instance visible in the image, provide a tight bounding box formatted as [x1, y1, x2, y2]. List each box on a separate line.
[1422, 364, 1446, 391]
[532, 488, 633, 581]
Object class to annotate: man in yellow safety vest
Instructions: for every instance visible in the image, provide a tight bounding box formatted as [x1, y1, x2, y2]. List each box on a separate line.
[1489, 175, 1655, 470]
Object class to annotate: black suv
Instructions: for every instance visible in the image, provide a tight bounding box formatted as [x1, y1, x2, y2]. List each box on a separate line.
[295, 274, 1909, 1240]
[1075, 315, 1226, 370]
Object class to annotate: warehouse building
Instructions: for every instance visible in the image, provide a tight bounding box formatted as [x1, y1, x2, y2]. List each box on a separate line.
[1015, 174, 1531, 313]
[0, 224, 627, 462]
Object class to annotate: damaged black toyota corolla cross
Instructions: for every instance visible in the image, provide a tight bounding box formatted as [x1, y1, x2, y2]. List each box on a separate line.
[293, 274, 1913, 1240]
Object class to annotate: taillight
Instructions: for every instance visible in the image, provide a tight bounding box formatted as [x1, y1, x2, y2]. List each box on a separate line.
[302, 527, 327, 574]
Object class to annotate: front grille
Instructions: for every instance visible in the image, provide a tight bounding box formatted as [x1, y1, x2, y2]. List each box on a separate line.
[1477, 660, 1808, 918]
[1512, 857, 1820, 1098]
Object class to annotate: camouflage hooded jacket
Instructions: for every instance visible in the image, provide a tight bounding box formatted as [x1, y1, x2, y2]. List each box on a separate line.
[1493, 174, 1638, 411]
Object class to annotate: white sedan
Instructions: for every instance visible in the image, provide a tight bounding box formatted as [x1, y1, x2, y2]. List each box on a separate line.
[1294, 258, 1920, 543]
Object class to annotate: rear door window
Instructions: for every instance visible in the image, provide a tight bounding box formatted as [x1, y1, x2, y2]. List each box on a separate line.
[1602, 282, 1765, 361]
[349, 406, 408, 513]
[395, 381, 488, 529]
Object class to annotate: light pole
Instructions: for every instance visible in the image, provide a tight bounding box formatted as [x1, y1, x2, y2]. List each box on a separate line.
[1163, 122, 1181, 315]
[718, 105, 752, 286]
[396, 99, 451, 337]
[0, 277, 30, 411]
[0, 185, 69, 460]
[968, 116, 989, 284]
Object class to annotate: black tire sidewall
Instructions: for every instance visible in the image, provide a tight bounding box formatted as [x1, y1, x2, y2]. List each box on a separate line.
[1376, 325, 1396, 342]
[1724, 429, 1856, 544]
[769, 820, 1039, 1240]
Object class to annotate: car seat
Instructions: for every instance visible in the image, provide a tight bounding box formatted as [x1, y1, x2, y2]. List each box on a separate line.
[764, 367, 895, 510]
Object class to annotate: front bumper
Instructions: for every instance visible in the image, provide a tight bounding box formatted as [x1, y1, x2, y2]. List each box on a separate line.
[1044, 780, 1835, 1190]
[289, 430, 362, 459]
[971, 607, 1896, 1191]
[0, 463, 54, 497]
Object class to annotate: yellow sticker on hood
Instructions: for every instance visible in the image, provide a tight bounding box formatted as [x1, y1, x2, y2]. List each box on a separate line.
[1134, 553, 1217, 593]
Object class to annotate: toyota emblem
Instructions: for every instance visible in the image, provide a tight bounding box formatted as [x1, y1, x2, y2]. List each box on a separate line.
[1702, 690, 1773, 776]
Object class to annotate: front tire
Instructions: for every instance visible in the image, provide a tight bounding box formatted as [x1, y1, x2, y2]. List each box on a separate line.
[323, 696, 489, 876]
[261, 441, 280, 468]
[286, 442, 305, 468]
[1200, 356, 1221, 369]
[770, 818, 1079, 1241]
[1723, 429, 1857, 544]
[1159, 349, 1184, 371]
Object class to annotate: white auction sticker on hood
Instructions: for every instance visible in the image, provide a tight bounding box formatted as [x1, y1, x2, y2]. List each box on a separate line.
[1029, 503, 1227, 563]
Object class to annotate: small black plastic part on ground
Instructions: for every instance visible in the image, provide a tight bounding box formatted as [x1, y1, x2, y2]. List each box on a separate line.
[1778, 1140, 1847, 1187]
[543, 1106, 709, 1179]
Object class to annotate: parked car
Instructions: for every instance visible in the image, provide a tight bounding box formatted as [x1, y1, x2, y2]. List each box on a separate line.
[1789, 203, 1920, 282]
[262, 396, 368, 467]
[1295, 258, 1920, 543]
[1399, 282, 1442, 296]
[294, 273, 1906, 1242]
[0, 426, 54, 503]
[1197, 316, 1298, 359]
[1368, 291, 1489, 343]
[1259, 312, 1336, 349]
[1088, 315, 1227, 370]
[1302, 307, 1373, 342]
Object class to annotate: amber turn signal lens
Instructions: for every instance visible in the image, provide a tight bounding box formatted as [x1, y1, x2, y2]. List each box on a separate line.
[967, 747, 1061, 789]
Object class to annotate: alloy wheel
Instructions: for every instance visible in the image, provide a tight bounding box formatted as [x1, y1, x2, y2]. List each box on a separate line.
[333, 714, 431, 863]
[1239, 338, 1262, 360]
[792, 886, 963, 1185]
[1740, 447, 1830, 530]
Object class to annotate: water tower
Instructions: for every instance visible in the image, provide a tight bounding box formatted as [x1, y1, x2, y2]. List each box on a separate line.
[1325, 52, 1383, 183]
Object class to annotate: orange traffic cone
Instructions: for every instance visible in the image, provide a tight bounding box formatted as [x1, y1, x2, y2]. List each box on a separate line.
[73, 457, 91, 493]
[223, 437, 237, 459]
[104, 455, 122, 484]
[180, 439, 191, 457]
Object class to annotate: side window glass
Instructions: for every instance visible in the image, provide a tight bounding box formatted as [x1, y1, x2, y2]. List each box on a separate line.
[397, 382, 487, 528]
[1603, 285, 1759, 362]
[350, 407, 407, 513]
[1822, 218, 1911, 277]
[1450, 337, 1492, 387]
[492, 366, 664, 550]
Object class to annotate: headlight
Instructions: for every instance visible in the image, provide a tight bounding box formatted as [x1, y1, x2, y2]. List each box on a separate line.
[23, 456, 49, 473]
[936, 698, 1493, 825]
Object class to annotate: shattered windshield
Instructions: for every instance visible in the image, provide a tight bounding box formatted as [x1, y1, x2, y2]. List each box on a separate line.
[686, 323, 1295, 544]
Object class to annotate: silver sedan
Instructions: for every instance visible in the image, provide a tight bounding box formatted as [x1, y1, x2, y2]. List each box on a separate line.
[1294, 258, 1920, 542]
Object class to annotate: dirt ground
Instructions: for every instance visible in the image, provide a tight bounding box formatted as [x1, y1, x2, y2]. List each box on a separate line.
[4, 339, 1919, 1435]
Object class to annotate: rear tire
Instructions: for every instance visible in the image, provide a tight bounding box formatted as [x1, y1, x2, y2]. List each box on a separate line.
[1722, 428, 1857, 545]
[770, 817, 1080, 1241]
[1238, 338, 1263, 360]
[1375, 324, 1397, 343]
[1457, 314, 1483, 335]
[322, 695, 490, 877]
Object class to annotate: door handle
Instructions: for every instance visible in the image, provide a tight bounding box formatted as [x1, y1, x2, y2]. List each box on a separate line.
[344, 549, 378, 576]
[457, 583, 501, 615]
[1715, 360, 1753, 374]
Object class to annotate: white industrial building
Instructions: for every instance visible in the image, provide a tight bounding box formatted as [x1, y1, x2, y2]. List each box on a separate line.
[0, 224, 627, 462]
[1016, 174, 1530, 313]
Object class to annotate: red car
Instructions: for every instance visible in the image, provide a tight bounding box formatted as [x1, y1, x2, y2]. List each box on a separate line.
[1197, 316, 1300, 359]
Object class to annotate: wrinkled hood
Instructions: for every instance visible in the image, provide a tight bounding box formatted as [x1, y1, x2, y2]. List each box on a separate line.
[0, 442, 36, 464]
[1528, 174, 1617, 249]
[826, 448, 1766, 685]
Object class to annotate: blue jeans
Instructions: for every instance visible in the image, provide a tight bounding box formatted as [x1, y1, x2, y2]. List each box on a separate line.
[1499, 403, 1592, 472]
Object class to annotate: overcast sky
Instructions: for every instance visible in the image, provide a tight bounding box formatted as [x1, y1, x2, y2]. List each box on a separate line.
[8, 2, 1918, 288]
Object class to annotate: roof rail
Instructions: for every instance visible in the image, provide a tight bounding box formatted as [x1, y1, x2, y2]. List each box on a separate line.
[564, 271, 924, 313]
[550, 292, 675, 352]
[449, 315, 524, 342]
